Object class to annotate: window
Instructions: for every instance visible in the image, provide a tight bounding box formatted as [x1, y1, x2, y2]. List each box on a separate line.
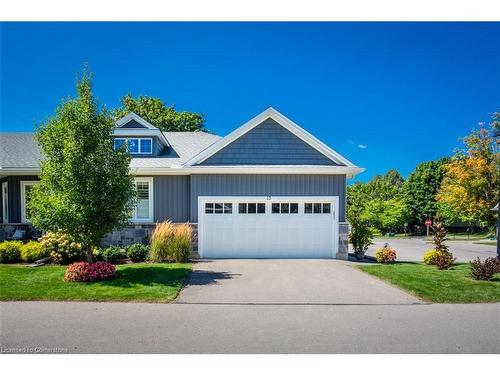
[113, 139, 125, 150]
[114, 138, 153, 155]
[238, 203, 266, 214]
[21, 181, 40, 223]
[128, 139, 139, 153]
[272, 202, 299, 214]
[140, 139, 152, 154]
[205, 203, 232, 214]
[305, 202, 332, 214]
[132, 178, 153, 222]
[2, 182, 8, 223]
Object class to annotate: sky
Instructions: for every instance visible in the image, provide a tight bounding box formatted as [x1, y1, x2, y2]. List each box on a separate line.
[1, 22, 499, 182]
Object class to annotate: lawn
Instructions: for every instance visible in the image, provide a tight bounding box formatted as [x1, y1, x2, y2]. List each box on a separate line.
[358, 262, 500, 303]
[0, 263, 192, 303]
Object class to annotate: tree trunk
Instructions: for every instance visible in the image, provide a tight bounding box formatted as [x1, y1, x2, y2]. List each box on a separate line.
[85, 246, 93, 263]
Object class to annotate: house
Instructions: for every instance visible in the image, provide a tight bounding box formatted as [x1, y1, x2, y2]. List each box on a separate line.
[0, 108, 364, 259]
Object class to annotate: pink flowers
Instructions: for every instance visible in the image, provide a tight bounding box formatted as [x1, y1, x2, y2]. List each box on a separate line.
[375, 245, 397, 264]
[64, 261, 116, 282]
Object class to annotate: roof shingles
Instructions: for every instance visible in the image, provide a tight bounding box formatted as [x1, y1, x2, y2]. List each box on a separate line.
[0, 131, 221, 171]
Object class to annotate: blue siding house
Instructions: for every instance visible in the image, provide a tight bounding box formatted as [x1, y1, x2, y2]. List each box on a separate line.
[0, 108, 363, 259]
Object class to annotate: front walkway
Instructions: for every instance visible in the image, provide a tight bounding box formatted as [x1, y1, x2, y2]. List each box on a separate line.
[176, 259, 420, 305]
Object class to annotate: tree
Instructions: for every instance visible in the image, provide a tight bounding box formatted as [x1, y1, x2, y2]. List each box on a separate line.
[347, 170, 409, 234]
[29, 71, 136, 262]
[113, 94, 205, 132]
[403, 158, 449, 227]
[437, 114, 500, 228]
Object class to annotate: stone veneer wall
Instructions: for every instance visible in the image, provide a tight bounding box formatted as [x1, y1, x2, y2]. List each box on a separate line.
[337, 222, 349, 260]
[100, 223, 200, 258]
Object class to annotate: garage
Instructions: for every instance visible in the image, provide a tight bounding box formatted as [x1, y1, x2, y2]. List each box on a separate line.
[198, 196, 339, 258]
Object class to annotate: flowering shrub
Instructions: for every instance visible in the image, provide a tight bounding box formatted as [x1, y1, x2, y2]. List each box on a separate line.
[92, 246, 122, 264]
[469, 257, 500, 281]
[423, 249, 440, 265]
[375, 244, 397, 264]
[64, 261, 116, 282]
[20, 241, 49, 263]
[0, 241, 22, 263]
[126, 243, 149, 262]
[39, 232, 85, 264]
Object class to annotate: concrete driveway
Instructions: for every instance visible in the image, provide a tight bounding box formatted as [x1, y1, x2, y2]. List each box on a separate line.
[366, 238, 497, 262]
[176, 259, 420, 305]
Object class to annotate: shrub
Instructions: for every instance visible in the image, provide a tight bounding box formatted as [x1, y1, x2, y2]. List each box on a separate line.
[149, 221, 175, 262]
[423, 249, 441, 265]
[64, 261, 116, 282]
[94, 245, 122, 264]
[170, 224, 192, 263]
[126, 243, 149, 262]
[469, 257, 500, 281]
[0, 241, 22, 263]
[40, 232, 85, 264]
[434, 251, 455, 270]
[375, 244, 397, 264]
[20, 241, 49, 263]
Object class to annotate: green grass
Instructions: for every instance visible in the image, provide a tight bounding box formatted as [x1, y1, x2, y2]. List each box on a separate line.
[358, 262, 500, 303]
[0, 263, 192, 303]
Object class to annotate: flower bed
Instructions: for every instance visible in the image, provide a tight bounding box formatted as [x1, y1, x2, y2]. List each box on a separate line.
[64, 261, 116, 282]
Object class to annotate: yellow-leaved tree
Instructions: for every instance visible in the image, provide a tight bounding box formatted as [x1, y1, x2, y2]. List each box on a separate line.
[437, 113, 499, 228]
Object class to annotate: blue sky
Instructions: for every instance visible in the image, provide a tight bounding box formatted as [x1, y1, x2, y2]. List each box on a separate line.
[1, 22, 498, 182]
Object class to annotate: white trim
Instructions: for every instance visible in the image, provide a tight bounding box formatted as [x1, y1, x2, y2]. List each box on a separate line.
[115, 112, 158, 130]
[2, 181, 8, 224]
[131, 165, 364, 177]
[185, 107, 358, 167]
[114, 112, 170, 147]
[131, 177, 154, 223]
[20, 180, 40, 223]
[1, 165, 364, 178]
[114, 137, 153, 155]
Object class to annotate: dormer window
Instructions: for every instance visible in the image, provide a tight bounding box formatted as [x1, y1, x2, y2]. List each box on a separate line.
[114, 138, 153, 155]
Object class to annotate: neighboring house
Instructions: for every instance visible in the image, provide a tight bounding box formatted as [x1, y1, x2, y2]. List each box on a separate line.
[0, 108, 363, 259]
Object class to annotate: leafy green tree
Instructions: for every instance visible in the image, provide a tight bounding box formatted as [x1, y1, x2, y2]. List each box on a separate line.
[29, 71, 136, 262]
[347, 170, 409, 234]
[113, 94, 205, 132]
[403, 158, 449, 227]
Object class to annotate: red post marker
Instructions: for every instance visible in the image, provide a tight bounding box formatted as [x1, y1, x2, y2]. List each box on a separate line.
[425, 219, 432, 238]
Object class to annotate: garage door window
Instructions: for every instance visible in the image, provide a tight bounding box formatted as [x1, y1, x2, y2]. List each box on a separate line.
[305, 203, 331, 214]
[272, 203, 298, 214]
[238, 203, 265, 214]
[205, 203, 232, 214]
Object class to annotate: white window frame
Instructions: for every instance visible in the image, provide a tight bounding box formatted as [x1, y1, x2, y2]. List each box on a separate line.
[114, 138, 153, 155]
[2, 181, 8, 224]
[21, 180, 40, 223]
[132, 177, 154, 223]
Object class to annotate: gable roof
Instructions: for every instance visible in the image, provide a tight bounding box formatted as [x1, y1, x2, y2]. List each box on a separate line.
[185, 107, 358, 168]
[114, 112, 171, 147]
[115, 112, 158, 129]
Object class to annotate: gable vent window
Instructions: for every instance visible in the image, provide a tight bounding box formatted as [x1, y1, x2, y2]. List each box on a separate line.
[114, 138, 153, 155]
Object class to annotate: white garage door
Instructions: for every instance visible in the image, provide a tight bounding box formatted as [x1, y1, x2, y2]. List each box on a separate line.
[198, 196, 339, 258]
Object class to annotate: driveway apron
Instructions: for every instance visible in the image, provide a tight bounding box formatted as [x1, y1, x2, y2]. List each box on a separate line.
[176, 259, 420, 305]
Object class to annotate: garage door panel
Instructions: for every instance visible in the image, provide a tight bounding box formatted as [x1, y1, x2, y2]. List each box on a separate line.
[199, 197, 338, 258]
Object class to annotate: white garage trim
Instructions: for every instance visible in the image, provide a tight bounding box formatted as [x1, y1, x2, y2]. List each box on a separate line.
[198, 196, 339, 259]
